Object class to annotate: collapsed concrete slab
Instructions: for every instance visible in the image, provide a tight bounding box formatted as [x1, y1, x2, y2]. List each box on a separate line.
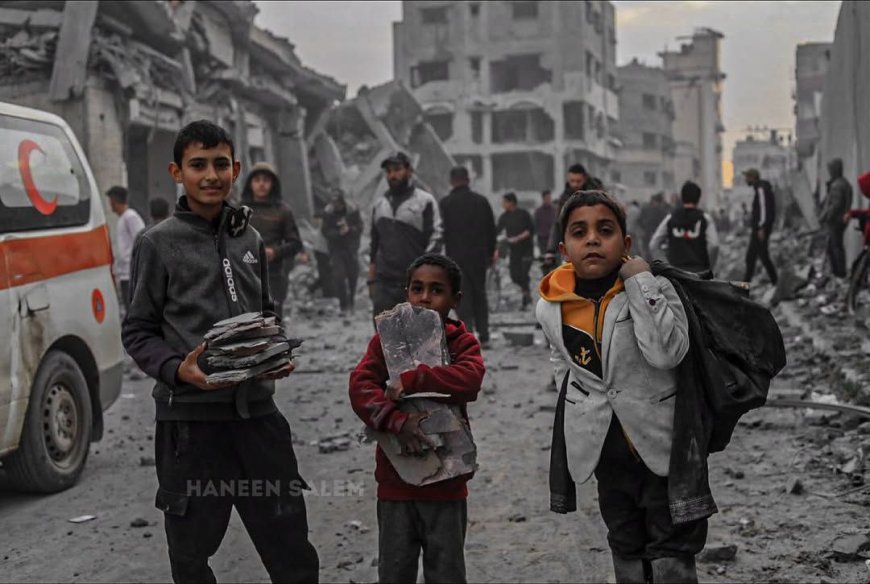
[307, 80, 455, 213]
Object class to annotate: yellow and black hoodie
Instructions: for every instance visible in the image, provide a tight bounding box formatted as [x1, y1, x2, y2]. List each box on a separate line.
[539, 263, 624, 379]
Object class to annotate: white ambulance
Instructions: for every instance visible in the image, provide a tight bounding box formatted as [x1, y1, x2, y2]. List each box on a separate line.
[0, 101, 123, 492]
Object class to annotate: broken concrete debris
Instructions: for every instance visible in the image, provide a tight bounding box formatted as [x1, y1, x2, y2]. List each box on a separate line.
[698, 544, 738, 563]
[364, 303, 477, 487]
[307, 80, 454, 213]
[201, 312, 301, 385]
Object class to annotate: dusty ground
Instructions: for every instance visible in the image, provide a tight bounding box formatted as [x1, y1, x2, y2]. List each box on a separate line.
[1, 289, 870, 583]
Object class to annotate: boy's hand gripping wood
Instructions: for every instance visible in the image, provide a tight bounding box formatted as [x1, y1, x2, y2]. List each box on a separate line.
[178, 343, 235, 390]
[385, 379, 405, 401]
[396, 412, 435, 456]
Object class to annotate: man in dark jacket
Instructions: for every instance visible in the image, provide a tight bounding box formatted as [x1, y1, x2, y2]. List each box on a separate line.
[240, 161, 303, 316]
[368, 151, 443, 318]
[497, 192, 535, 309]
[742, 168, 778, 285]
[819, 158, 854, 279]
[440, 166, 497, 343]
[123, 121, 318, 583]
[542, 163, 602, 271]
[322, 189, 363, 313]
[534, 189, 556, 257]
[639, 192, 671, 258]
[648, 181, 719, 275]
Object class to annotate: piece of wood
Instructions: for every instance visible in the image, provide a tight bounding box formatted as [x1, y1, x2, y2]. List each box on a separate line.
[49, 1, 98, 102]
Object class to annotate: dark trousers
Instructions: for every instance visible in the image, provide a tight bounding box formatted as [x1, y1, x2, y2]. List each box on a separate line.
[330, 248, 359, 311]
[154, 412, 319, 584]
[268, 263, 289, 316]
[508, 251, 533, 293]
[119, 279, 130, 313]
[457, 263, 490, 341]
[827, 225, 848, 278]
[743, 231, 778, 285]
[594, 418, 707, 561]
[314, 251, 336, 299]
[371, 279, 407, 320]
[377, 500, 467, 584]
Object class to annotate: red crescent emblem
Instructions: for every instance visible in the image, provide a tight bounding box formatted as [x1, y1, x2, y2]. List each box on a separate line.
[92, 289, 106, 324]
[18, 139, 58, 216]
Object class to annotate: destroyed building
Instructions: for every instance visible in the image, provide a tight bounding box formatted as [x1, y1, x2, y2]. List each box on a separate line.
[392, 0, 620, 207]
[613, 59, 676, 204]
[817, 0, 870, 264]
[305, 80, 456, 213]
[793, 42, 830, 190]
[0, 0, 345, 227]
[660, 28, 726, 208]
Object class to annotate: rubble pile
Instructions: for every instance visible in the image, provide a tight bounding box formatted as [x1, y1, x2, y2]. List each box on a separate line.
[200, 312, 302, 385]
[714, 222, 870, 403]
[307, 81, 456, 213]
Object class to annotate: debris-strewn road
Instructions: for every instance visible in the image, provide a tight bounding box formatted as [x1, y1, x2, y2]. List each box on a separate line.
[1, 301, 869, 583]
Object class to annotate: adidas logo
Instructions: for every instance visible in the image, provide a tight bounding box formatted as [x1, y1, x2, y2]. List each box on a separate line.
[242, 251, 258, 264]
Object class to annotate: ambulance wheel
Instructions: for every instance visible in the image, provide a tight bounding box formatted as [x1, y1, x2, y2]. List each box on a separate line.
[3, 351, 93, 493]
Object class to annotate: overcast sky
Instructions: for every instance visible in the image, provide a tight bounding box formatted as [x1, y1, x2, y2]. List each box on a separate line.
[253, 1, 842, 162]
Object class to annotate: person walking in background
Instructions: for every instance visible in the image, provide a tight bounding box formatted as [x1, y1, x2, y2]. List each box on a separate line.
[322, 189, 363, 313]
[105, 185, 145, 312]
[240, 161, 303, 317]
[368, 151, 443, 318]
[440, 166, 497, 345]
[534, 189, 556, 258]
[819, 158, 854, 279]
[648, 180, 719, 276]
[542, 163, 603, 271]
[742, 168, 779, 286]
[497, 192, 535, 310]
[638, 192, 670, 259]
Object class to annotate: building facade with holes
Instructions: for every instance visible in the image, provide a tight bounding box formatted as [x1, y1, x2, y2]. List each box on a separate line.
[393, 0, 620, 208]
[613, 59, 677, 204]
[0, 0, 344, 240]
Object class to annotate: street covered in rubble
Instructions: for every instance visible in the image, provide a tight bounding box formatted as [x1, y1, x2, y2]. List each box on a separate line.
[3, 0, 870, 583]
[2, 248, 870, 583]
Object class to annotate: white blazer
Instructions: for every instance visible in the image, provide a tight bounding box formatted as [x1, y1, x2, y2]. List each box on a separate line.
[536, 271, 690, 483]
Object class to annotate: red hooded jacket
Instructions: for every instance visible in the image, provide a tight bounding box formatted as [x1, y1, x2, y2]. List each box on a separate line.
[348, 319, 485, 500]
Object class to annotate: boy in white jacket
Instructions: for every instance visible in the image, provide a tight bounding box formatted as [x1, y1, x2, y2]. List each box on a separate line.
[536, 191, 705, 583]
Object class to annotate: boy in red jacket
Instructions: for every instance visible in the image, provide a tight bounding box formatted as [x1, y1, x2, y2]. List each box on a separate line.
[349, 253, 485, 584]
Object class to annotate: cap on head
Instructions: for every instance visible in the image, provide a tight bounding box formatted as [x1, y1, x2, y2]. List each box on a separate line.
[743, 168, 760, 181]
[680, 180, 702, 205]
[249, 161, 278, 179]
[381, 151, 412, 169]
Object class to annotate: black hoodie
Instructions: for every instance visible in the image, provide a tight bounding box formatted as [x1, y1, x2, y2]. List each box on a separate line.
[123, 196, 277, 421]
[240, 167, 303, 271]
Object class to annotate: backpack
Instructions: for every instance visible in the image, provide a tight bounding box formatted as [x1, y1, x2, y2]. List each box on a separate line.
[652, 262, 787, 452]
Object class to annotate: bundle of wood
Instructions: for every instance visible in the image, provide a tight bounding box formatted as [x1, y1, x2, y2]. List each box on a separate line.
[199, 312, 302, 385]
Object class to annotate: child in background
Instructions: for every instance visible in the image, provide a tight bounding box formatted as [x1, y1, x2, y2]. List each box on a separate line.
[536, 191, 705, 583]
[349, 253, 485, 584]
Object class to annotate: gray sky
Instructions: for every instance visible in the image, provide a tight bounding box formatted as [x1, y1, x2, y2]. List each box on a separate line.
[253, 0, 842, 163]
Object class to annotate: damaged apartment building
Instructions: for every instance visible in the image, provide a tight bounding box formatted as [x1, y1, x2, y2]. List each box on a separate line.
[0, 0, 345, 223]
[613, 58, 676, 203]
[393, 0, 620, 206]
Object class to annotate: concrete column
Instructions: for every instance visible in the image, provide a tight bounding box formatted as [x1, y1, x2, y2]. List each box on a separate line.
[275, 106, 314, 221]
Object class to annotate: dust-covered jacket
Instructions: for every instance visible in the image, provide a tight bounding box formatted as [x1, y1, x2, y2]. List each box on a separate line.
[122, 196, 277, 421]
[536, 264, 690, 514]
[348, 319, 484, 500]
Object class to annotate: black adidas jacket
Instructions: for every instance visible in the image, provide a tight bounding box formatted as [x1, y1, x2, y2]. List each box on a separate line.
[122, 196, 277, 421]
